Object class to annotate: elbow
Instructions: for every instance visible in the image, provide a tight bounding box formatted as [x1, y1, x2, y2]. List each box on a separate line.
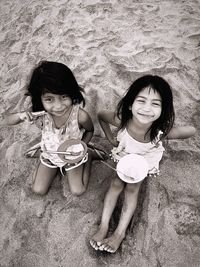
[186, 126, 196, 138]
[97, 111, 103, 121]
[190, 126, 196, 137]
[97, 110, 107, 123]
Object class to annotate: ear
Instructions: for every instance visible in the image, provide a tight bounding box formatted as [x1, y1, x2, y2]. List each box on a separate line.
[128, 106, 132, 110]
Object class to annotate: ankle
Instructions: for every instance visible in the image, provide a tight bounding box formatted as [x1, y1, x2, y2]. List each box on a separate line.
[99, 223, 109, 233]
[113, 230, 126, 239]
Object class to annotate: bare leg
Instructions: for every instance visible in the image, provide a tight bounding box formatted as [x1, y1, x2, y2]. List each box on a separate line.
[90, 177, 124, 250]
[82, 150, 93, 189]
[32, 161, 58, 195]
[66, 151, 93, 196]
[98, 181, 142, 253]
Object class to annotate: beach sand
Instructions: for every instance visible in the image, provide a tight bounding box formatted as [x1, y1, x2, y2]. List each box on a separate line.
[0, 0, 200, 266]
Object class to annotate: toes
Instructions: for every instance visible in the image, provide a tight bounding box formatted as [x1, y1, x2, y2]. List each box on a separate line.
[90, 240, 99, 250]
[98, 246, 104, 251]
[98, 243, 108, 251]
[97, 239, 109, 251]
[106, 247, 116, 253]
[92, 236, 118, 253]
[97, 241, 103, 246]
[98, 241, 106, 251]
[99, 243, 116, 253]
[101, 244, 110, 251]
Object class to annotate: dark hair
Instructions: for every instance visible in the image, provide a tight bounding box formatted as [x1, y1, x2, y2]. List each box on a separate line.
[27, 61, 85, 111]
[117, 75, 175, 141]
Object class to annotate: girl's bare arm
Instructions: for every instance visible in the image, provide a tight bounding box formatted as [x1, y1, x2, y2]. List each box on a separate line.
[98, 110, 120, 147]
[1, 112, 33, 125]
[167, 125, 196, 140]
[78, 109, 94, 144]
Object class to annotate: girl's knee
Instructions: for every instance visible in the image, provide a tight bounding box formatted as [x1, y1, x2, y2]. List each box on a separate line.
[70, 186, 86, 196]
[32, 184, 48, 195]
[125, 183, 141, 194]
[111, 178, 124, 191]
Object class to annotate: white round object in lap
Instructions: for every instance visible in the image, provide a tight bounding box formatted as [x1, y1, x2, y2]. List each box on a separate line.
[116, 154, 149, 183]
[57, 139, 87, 164]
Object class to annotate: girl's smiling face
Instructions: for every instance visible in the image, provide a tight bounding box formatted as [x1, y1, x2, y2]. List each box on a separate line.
[131, 86, 162, 126]
[41, 92, 72, 117]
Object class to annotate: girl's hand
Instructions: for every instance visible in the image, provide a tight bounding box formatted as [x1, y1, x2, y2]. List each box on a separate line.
[110, 137, 119, 147]
[18, 111, 34, 123]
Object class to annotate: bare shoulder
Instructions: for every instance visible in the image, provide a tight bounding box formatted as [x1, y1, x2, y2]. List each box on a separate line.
[166, 125, 196, 140]
[78, 107, 91, 122]
[98, 110, 120, 127]
[78, 107, 94, 130]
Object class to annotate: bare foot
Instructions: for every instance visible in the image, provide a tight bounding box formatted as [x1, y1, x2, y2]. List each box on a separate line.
[98, 232, 125, 253]
[90, 226, 108, 250]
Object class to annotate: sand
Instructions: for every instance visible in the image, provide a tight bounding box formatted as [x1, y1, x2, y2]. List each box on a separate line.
[0, 0, 200, 266]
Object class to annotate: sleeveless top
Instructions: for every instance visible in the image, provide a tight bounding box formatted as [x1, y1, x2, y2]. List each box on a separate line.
[111, 128, 165, 175]
[40, 104, 84, 167]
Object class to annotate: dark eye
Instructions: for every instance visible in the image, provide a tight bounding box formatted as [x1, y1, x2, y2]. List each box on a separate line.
[152, 102, 161, 107]
[137, 99, 145, 103]
[62, 95, 70, 100]
[44, 97, 52, 102]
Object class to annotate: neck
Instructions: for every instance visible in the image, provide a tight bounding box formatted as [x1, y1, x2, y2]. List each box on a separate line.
[51, 106, 73, 128]
[127, 119, 152, 142]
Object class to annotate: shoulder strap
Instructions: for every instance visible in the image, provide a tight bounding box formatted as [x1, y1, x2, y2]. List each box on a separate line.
[153, 130, 163, 145]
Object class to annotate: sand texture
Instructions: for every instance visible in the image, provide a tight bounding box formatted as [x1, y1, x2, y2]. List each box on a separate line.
[0, 0, 200, 266]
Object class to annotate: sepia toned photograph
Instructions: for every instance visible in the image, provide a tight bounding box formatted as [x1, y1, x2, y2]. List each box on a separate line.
[0, 0, 199, 266]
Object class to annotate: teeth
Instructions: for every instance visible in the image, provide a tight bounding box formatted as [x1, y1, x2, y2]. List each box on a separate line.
[139, 113, 151, 116]
[139, 114, 154, 118]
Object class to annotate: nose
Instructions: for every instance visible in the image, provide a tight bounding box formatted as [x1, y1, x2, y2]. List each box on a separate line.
[54, 99, 63, 109]
[142, 102, 151, 112]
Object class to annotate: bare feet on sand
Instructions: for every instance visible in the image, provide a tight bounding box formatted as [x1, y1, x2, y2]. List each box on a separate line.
[90, 226, 108, 250]
[97, 232, 125, 253]
[90, 230, 125, 253]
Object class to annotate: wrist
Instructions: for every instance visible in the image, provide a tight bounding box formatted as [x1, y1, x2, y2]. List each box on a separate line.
[109, 139, 118, 147]
[18, 112, 25, 121]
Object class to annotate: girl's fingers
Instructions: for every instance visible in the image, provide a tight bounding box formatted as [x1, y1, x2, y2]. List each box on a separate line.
[31, 111, 46, 117]
[26, 112, 34, 123]
[19, 112, 33, 123]
[19, 110, 46, 124]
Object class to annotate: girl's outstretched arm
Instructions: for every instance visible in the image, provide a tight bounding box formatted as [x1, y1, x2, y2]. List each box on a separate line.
[1, 111, 33, 126]
[78, 108, 94, 144]
[98, 110, 120, 147]
[167, 125, 196, 140]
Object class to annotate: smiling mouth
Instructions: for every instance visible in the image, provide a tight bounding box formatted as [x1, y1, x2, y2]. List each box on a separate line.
[53, 110, 66, 115]
[138, 113, 154, 118]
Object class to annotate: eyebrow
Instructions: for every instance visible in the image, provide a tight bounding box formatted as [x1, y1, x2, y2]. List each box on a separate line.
[136, 96, 162, 102]
[42, 94, 54, 98]
[42, 93, 54, 96]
